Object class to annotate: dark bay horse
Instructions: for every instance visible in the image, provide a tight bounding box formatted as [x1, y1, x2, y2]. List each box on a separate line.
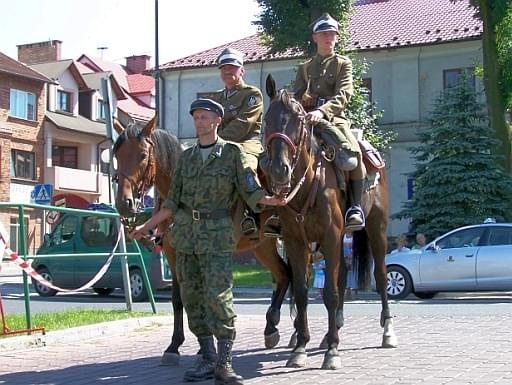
[112, 116, 291, 365]
[263, 75, 397, 370]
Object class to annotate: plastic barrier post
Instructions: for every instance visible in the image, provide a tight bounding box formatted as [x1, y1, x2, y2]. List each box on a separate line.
[117, 222, 133, 311]
[17, 205, 33, 333]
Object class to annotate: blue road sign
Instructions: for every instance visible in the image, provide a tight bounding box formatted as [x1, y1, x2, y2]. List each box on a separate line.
[33, 184, 53, 205]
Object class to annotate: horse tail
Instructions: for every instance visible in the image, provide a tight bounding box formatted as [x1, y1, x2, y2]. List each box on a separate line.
[353, 230, 373, 291]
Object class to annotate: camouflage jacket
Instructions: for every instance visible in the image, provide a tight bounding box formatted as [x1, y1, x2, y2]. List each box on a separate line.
[163, 137, 265, 254]
[213, 80, 263, 155]
[294, 53, 354, 122]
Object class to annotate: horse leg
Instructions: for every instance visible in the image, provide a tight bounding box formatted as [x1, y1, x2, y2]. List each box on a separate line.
[160, 240, 187, 365]
[285, 245, 310, 368]
[319, 262, 346, 349]
[250, 234, 290, 349]
[367, 214, 398, 348]
[320, 240, 342, 370]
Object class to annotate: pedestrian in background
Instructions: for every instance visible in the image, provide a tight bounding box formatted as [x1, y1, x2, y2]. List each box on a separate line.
[343, 230, 358, 300]
[412, 233, 427, 249]
[311, 242, 325, 299]
[391, 234, 410, 253]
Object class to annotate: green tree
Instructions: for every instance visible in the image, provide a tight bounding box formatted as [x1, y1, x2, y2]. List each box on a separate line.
[394, 79, 512, 240]
[467, 1, 512, 172]
[255, 0, 394, 149]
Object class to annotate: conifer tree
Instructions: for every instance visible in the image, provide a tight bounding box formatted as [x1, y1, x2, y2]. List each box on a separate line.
[394, 78, 512, 240]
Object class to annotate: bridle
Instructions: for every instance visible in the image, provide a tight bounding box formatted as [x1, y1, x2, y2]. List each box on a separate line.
[264, 91, 315, 201]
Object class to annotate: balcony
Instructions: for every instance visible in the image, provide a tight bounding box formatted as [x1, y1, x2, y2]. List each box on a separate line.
[45, 166, 99, 193]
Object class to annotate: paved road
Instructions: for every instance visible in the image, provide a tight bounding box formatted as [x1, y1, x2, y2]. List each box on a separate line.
[1, 308, 512, 384]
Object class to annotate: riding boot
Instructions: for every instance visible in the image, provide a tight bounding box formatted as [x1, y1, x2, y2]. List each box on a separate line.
[183, 336, 217, 382]
[214, 339, 244, 385]
[262, 212, 281, 238]
[345, 179, 366, 231]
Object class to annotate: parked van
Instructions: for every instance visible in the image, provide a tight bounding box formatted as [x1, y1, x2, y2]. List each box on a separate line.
[31, 204, 171, 301]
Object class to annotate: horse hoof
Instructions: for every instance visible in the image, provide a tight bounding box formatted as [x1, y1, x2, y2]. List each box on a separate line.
[160, 352, 180, 366]
[382, 334, 398, 348]
[321, 350, 341, 370]
[265, 330, 280, 349]
[287, 332, 297, 348]
[318, 335, 328, 349]
[286, 351, 307, 368]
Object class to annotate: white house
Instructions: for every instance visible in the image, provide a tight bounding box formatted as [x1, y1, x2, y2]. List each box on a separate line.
[157, 0, 483, 236]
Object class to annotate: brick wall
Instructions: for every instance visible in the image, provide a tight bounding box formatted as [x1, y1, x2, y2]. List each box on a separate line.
[17, 40, 62, 65]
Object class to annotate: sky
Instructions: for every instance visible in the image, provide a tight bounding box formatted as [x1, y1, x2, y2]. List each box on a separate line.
[1, 0, 261, 66]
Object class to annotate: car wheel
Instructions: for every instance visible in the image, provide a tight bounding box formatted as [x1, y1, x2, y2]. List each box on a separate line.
[414, 291, 437, 299]
[32, 267, 58, 297]
[93, 288, 114, 296]
[130, 268, 147, 302]
[386, 265, 412, 300]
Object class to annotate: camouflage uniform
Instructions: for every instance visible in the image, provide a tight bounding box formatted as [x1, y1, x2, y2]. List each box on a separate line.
[162, 137, 265, 340]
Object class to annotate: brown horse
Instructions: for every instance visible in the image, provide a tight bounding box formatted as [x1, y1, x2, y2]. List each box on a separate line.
[112, 116, 291, 365]
[263, 75, 397, 370]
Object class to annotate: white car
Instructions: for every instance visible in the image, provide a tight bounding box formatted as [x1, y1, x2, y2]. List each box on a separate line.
[386, 223, 512, 299]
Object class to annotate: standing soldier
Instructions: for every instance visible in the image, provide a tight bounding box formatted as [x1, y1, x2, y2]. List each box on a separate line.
[213, 48, 264, 237]
[130, 98, 286, 385]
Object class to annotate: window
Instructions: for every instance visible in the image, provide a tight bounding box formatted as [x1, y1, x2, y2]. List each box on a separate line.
[407, 177, 414, 200]
[52, 146, 77, 169]
[437, 228, 484, 249]
[57, 90, 72, 113]
[443, 68, 475, 89]
[97, 99, 107, 121]
[52, 216, 77, 245]
[9, 89, 36, 120]
[487, 227, 512, 246]
[10, 149, 35, 179]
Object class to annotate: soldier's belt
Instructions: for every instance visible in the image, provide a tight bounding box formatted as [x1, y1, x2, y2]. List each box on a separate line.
[181, 205, 230, 221]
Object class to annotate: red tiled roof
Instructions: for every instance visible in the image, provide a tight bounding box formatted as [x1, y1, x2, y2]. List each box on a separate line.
[118, 97, 155, 121]
[0, 52, 52, 83]
[160, 0, 482, 71]
[160, 35, 301, 71]
[126, 73, 154, 95]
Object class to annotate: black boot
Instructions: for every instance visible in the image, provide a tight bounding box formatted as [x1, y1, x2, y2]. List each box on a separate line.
[263, 214, 281, 238]
[345, 179, 365, 231]
[214, 340, 244, 385]
[183, 336, 217, 382]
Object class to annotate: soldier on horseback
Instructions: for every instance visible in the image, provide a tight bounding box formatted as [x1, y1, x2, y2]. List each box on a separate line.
[263, 13, 366, 235]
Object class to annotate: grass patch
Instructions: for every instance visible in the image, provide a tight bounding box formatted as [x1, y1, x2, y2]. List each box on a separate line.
[233, 263, 272, 288]
[2, 309, 155, 338]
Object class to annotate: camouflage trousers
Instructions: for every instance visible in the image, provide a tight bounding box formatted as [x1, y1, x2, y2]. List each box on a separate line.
[176, 252, 236, 341]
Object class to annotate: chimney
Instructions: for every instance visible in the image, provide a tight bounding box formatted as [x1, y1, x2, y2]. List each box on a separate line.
[126, 54, 151, 74]
[17, 40, 62, 64]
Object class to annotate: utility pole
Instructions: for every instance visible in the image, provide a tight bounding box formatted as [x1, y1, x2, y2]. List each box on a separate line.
[154, 0, 160, 128]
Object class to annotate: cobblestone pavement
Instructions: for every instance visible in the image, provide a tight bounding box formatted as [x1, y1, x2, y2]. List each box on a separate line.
[1, 312, 512, 385]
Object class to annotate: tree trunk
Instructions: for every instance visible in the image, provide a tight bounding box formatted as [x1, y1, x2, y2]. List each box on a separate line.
[479, 1, 512, 172]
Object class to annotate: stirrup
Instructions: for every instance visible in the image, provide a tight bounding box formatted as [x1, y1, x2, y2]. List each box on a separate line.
[240, 216, 258, 236]
[263, 214, 281, 238]
[345, 205, 365, 231]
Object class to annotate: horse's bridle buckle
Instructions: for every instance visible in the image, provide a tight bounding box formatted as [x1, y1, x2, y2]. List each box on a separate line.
[192, 210, 200, 221]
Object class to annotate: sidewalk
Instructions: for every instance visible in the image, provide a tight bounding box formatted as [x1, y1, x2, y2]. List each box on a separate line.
[1, 311, 512, 384]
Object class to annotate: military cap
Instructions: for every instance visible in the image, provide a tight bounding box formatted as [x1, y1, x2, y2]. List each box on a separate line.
[189, 98, 224, 118]
[311, 13, 340, 34]
[217, 47, 244, 68]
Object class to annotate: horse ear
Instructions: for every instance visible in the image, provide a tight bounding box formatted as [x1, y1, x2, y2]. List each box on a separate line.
[141, 114, 157, 137]
[266, 75, 277, 99]
[112, 118, 125, 135]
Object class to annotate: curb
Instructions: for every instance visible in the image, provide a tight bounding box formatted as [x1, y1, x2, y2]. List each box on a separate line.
[0, 315, 170, 352]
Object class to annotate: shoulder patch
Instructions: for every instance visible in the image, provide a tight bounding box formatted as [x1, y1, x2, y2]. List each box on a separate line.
[247, 95, 257, 107]
[245, 172, 257, 191]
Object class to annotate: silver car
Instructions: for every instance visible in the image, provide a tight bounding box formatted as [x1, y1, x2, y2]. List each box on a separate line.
[386, 223, 512, 299]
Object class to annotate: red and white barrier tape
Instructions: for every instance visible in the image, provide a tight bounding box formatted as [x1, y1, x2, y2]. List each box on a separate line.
[0, 226, 123, 293]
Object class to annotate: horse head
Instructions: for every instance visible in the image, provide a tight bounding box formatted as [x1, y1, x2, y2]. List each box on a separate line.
[264, 75, 311, 198]
[112, 116, 156, 217]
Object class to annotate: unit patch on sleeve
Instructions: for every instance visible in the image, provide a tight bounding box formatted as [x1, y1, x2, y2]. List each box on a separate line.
[245, 172, 257, 191]
[247, 95, 257, 107]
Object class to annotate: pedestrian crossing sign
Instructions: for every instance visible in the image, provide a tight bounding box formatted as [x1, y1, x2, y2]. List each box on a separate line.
[33, 184, 53, 205]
